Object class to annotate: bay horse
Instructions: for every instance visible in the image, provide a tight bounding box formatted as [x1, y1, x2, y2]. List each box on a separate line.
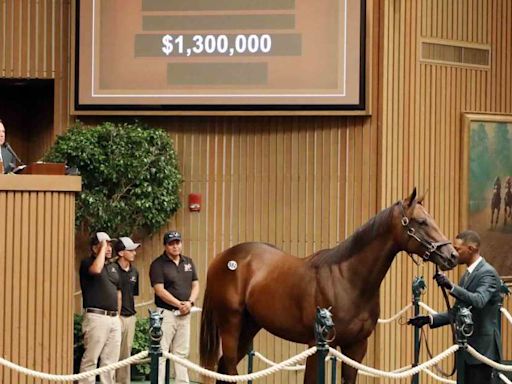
[199, 189, 458, 384]
[504, 177, 512, 226]
[491, 176, 502, 229]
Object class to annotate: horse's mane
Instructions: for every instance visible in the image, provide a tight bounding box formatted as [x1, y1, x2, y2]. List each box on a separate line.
[308, 203, 397, 267]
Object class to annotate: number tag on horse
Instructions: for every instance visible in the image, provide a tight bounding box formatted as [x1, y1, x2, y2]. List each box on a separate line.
[227, 260, 238, 271]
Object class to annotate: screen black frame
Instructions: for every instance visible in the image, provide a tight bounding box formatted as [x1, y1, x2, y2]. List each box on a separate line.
[73, 0, 366, 113]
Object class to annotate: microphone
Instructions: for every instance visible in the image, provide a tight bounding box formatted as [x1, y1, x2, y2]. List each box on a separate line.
[4, 142, 24, 165]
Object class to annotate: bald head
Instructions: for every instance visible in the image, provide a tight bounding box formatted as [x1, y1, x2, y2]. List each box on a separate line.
[456, 230, 481, 249]
[0, 119, 5, 146]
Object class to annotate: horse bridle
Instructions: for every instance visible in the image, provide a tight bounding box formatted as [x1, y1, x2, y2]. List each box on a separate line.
[399, 202, 452, 263]
[400, 202, 457, 377]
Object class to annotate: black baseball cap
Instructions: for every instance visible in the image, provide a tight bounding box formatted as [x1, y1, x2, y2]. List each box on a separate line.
[163, 231, 181, 245]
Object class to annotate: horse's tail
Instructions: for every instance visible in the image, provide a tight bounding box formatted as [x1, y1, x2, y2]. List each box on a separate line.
[200, 284, 220, 373]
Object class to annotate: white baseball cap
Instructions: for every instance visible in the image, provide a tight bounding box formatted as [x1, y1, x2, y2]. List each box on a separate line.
[115, 237, 141, 252]
[90, 231, 112, 245]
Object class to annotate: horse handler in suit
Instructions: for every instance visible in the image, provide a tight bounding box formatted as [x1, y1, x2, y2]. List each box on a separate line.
[408, 230, 502, 384]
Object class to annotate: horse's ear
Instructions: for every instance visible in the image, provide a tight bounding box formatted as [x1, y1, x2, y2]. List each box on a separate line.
[404, 187, 418, 208]
[417, 189, 429, 205]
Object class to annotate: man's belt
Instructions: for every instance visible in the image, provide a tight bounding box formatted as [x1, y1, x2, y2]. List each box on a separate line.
[86, 308, 118, 317]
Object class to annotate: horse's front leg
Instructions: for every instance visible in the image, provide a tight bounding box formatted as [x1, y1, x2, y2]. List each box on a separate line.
[341, 339, 368, 384]
[303, 353, 317, 384]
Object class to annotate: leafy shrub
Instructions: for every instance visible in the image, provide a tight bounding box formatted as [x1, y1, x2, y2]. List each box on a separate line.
[44, 121, 182, 236]
[132, 317, 151, 376]
[73, 313, 84, 373]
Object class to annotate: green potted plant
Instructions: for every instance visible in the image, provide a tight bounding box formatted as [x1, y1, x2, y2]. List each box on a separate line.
[131, 317, 151, 381]
[44, 120, 182, 236]
[73, 313, 84, 374]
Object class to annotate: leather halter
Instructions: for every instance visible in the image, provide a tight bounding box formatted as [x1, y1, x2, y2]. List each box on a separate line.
[399, 202, 451, 263]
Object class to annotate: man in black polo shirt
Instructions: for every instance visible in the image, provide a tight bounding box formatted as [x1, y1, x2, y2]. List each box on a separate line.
[149, 231, 199, 384]
[79, 231, 122, 384]
[114, 236, 140, 384]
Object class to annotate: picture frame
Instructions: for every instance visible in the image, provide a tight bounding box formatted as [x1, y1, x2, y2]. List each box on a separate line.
[461, 113, 512, 282]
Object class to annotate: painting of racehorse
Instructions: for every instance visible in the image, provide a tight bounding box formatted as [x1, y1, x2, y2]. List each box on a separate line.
[463, 115, 512, 278]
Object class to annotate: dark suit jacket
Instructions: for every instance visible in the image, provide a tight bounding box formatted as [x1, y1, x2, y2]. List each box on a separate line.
[0, 146, 16, 173]
[431, 258, 502, 365]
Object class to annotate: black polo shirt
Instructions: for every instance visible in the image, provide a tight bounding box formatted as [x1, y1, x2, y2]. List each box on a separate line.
[149, 253, 198, 311]
[79, 257, 120, 312]
[117, 263, 139, 316]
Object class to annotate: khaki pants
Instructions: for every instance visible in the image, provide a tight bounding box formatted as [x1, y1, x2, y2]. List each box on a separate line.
[79, 312, 122, 384]
[116, 315, 137, 384]
[158, 308, 191, 384]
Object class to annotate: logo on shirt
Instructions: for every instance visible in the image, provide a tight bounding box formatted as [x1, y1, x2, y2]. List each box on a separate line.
[184, 263, 193, 272]
[130, 276, 137, 283]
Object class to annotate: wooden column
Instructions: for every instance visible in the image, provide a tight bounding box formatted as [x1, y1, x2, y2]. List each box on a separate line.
[0, 175, 81, 384]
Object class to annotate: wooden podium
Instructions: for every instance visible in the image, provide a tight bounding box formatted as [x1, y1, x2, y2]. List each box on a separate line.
[20, 162, 66, 175]
[0, 174, 80, 382]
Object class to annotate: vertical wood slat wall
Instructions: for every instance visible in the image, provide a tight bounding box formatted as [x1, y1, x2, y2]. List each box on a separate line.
[74, 114, 380, 384]
[0, 0, 71, 142]
[379, 0, 512, 383]
[0, 184, 77, 384]
[1, 0, 511, 383]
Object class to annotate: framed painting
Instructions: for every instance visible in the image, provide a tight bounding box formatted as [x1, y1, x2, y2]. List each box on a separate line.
[461, 113, 512, 282]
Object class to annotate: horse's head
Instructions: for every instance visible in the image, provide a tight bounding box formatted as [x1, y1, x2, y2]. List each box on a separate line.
[397, 188, 458, 271]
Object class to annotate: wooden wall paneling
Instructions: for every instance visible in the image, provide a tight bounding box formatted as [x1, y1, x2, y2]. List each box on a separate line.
[0, 193, 6, 380]
[3, 192, 14, 384]
[379, 1, 512, 381]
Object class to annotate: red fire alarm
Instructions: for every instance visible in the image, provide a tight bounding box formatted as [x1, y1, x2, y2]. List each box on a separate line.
[188, 193, 201, 212]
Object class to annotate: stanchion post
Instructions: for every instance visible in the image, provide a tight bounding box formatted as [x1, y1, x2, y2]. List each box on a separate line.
[149, 310, 164, 384]
[499, 280, 511, 333]
[411, 276, 426, 384]
[330, 355, 337, 384]
[165, 359, 170, 384]
[314, 307, 334, 384]
[455, 306, 474, 384]
[247, 341, 255, 384]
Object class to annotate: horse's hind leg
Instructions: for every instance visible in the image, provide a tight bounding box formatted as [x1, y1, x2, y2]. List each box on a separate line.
[236, 313, 261, 361]
[216, 311, 244, 384]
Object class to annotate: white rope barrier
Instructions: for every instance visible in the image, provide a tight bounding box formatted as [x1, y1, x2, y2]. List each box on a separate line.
[162, 347, 317, 382]
[421, 367, 456, 383]
[253, 351, 306, 371]
[357, 364, 413, 377]
[0, 351, 148, 382]
[418, 301, 439, 315]
[466, 346, 512, 371]
[501, 307, 512, 326]
[377, 303, 413, 324]
[499, 373, 512, 384]
[328, 345, 459, 379]
[135, 299, 154, 308]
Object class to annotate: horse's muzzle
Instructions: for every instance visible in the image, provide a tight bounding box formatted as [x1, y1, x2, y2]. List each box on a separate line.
[439, 250, 458, 271]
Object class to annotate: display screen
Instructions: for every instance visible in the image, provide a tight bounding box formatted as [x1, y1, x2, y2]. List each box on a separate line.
[75, 0, 365, 111]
